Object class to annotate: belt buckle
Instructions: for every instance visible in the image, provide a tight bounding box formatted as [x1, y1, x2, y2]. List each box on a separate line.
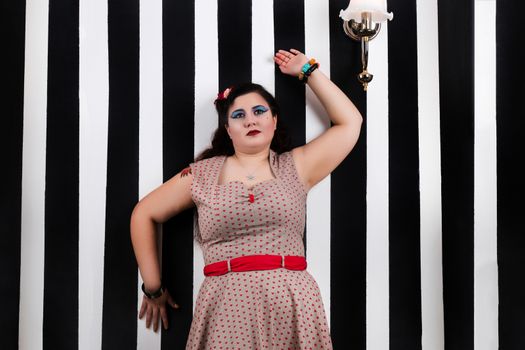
[227, 259, 231, 273]
[281, 255, 285, 268]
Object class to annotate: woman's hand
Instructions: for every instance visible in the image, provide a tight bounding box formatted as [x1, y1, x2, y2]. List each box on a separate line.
[274, 48, 309, 77]
[138, 288, 179, 332]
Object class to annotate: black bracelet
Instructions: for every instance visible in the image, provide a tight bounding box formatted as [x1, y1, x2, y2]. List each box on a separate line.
[141, 283, 164, 299]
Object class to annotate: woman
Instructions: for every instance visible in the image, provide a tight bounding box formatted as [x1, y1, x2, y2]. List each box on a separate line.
[130, 48, 363, 348]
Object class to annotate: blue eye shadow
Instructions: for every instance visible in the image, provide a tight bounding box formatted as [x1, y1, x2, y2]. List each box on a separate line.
[231, 109, 245, 119]
[252, 105, 269, 114]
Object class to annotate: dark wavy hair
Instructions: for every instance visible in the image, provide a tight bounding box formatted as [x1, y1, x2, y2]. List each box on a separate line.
[195, 83, 291, 161]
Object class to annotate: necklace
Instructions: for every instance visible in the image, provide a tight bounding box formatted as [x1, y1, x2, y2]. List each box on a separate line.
[234, 155, 268, 181]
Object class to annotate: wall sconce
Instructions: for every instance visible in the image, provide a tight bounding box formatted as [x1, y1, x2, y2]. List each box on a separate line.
[340, 0, 393, 90]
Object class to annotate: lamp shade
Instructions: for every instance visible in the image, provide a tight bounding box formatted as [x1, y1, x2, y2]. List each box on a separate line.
[339, 0, 393, 23]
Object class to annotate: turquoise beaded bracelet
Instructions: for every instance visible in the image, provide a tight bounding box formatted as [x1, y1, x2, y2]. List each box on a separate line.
[298, 58, 319, 83]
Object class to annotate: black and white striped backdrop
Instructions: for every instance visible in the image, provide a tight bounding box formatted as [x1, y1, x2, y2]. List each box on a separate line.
[3, 0, 524, 349]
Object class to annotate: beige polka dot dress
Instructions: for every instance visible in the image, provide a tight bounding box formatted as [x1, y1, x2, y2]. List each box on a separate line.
[185, 150, 333, 349]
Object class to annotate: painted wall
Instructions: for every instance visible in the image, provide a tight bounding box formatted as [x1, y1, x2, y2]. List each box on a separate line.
[3, 0, 524, 349]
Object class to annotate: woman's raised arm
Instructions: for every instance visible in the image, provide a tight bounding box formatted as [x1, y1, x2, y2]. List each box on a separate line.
[274, 49, 363, 191]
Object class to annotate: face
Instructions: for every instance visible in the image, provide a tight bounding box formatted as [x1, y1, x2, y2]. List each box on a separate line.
[225, 92, 277, 152]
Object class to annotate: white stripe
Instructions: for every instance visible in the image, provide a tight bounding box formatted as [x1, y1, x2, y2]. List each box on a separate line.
[474, 1, 498, 349]
[304, 0, 332, 329]
[137, 0, 164, 347]
[78, 0, 109, 349]
[416, 0, 444, 348]
[194, 0, 219, 308]
[252, 0, 275, 95]
[19, 0, 48, 348]
[366, 22, 390, 350]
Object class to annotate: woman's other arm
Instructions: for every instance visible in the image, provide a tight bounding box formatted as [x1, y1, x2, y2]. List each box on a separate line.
[130, 168, 194, 330]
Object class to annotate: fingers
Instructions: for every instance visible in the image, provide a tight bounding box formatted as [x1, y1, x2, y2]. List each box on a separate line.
[274, 49, 306, 68]
[274, 48, 309, 77]
[139, 291, 181, 332]
[160, 307, 169, 330]
[145, 303, 152, 329]
[277, 51, 293, 60]
[152, 307, 159, 332]
[138, 299, 146, 319]
[273, 55, 286, 66]
[274, 52, 294, 69]
[277, 48, 303, 58]
[167, 295, 180, 309]
[139, 290, 180, 332]
[274, 51, 287, 60]
[143, 301, 159, 331]
[142, 303, 166, 332]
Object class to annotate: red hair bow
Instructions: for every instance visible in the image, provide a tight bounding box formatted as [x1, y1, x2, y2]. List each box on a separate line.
[214, 86, 232, 104]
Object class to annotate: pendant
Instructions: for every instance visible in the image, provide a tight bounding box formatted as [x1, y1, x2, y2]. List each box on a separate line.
[247, 174, 255, 181]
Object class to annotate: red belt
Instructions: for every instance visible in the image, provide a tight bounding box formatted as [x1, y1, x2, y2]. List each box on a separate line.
[203, 254, 307, 276]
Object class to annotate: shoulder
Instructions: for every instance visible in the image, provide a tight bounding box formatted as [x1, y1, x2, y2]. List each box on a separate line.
[272, 149, 293, 167]
[190, 155, 221, 171]
[189, 155, 224, 185]
[289, 147, 311, 192]
[272, 149, 307, 194]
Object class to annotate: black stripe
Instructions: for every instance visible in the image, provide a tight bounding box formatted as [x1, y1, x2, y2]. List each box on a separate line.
[1, 1, 26, 348]
[160, 0, 195, 347]
[387, 1, 422, 348]
[329, 0, 367, 348]
[273, 0, 305, 150]
[273, 0, 307, 256]
[43, 0, 80, 348]
[102, 1, 140, 349]
[496, 0, 525, 348]
[218, 0, 252, 89]
[437, 0, 475, 349]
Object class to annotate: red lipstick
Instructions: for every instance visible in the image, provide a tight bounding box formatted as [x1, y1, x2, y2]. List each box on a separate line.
[247, 130, 260, 136]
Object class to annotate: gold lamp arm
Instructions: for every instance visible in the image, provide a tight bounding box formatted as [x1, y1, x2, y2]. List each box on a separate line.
[359, 37, 373, 91]
[342, 12, 382, 91]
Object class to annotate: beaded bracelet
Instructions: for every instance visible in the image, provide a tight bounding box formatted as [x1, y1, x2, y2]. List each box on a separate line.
[299, 62, 319, 84]
[298, 58, 317, 81]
